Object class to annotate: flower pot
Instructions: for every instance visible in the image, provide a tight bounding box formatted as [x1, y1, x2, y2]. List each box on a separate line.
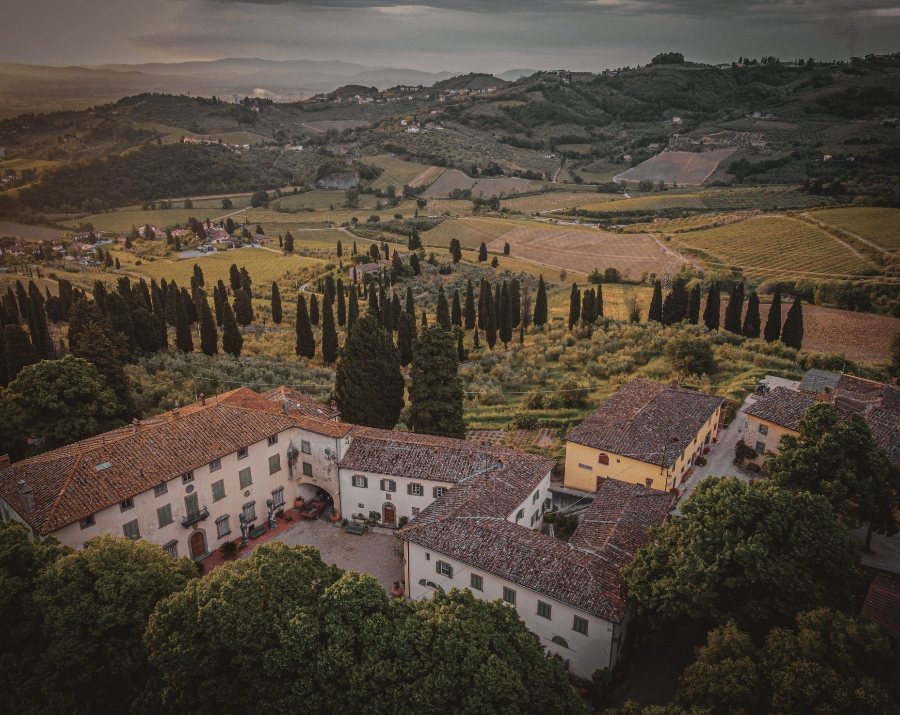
[390, 584, 404, 599]
[329, 512, 340, 523]
[294, 498, 305, 510]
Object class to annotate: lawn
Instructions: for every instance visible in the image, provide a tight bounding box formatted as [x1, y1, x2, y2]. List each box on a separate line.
[810, 207, 900, 251]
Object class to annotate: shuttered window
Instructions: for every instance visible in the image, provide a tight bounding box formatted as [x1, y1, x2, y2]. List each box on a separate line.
[239, 467, 252, 488]
[436, 561, 453, 578]
[381, 479, 397, 492]
[269, 454, 282, 474]
[503, 587, 516, 605]
[352, 475, 368, 488]
[573, 616, 589, 635]
[537, 601, 552, 619]
[157, 504, 173, 528]
[408, 482, 423, 496]
[470, 574, 483, 591]
[211, 479, 226, 502]
[123, 520, 140, 540]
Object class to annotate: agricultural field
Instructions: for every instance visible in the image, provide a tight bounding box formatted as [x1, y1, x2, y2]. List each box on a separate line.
[501, 192, 621, 214]
[364, 156, 435, 191]
[271, 190, 359, 211]
[487, 225, 667, 280]
[301, 119, 370, 133]
[0, 274, 59, 296]
[578, 194, 708, 213]
[0, 158, 62, 172]
[188, 131, 269, 146]
[408, 165, 445, 188]
[673, 216, 880, 279]
[790, 304, 900, 362]
[190, 194, 254, 210]
[423, 169, 476, 198]
[422, 216, 525, 249]
[810, 207, 900, 251]
[0, 220, 66, 240]
[62, 209, 232, 233]
[700, 186, 823, 211]
[614, 149, 737, 186]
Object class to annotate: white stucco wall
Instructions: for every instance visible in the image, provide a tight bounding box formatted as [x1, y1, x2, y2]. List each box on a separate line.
[337, 468, 450, 523]
[506, 471, 551, 529]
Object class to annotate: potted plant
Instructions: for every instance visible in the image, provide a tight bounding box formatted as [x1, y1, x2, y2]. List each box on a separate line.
[329, 507, 340, 523]
[294, 496, 306, 510]
[341, 518, 348, 527]
[390, 581, 404, 599]
[219, 541, 238, 560]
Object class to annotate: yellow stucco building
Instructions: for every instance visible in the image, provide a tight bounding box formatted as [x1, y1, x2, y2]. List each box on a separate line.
[743, 387, 817, 466]
[564, 379, 724, 493]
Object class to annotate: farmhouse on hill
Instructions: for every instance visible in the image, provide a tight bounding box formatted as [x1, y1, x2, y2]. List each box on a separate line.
[564, 378, 725, 493]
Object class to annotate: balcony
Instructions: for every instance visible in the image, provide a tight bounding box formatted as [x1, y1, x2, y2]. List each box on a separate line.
[182, 506, 210, 527]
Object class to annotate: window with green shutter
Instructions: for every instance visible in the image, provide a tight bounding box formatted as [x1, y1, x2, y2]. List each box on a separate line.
[573, 615, 589, 635]
[269, 454, 281, 474]
[157, 504, 173, 528]
[537, 601, 552, 619]
[302, 462, 313, 477]
[123, 519, 140, 539]
[381, 478, 396, 492]
[211, 479, 226, 502]
[239, 467, 252, 488]
[408, 482, 423, 496]
[503, 587, 516, 605]
[433, 486, 447, 498]
[470, 574, 483, 591]
[436, 561, 453, 578]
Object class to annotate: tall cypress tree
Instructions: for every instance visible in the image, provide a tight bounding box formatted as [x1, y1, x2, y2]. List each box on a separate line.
[581, 288, 592, 326]
[321, 297, 338, 364]
[499, 282, 513, 347]
[477, 280, 488, 331]
[533, 275, 548, 327]
[367, 283, 379, 317]
[436, 287, 451, 331]
[688, 284, 701, 325]
[661, 276, 688, 326]
[4, 323, 39, 382]
[478, 242, 488, 262]
[233, 289, 253, 326]
[348, 285, 359, 331]
[174, 290, 194, 353]
[221, 301, 242, 357]
[408, 325, 466, 438]
[451, 289, 462, 328]
[595, 284, 603, 320]
[723, 283, 745, 334]
[212, 284, 224, 327]
[568, 283, 581, 329]
[509, 278, 521, 328]
[764, 284, 782, 343]
[421, 310, 428, 327]
[150, 283, 168, 349]
[397, 311, 416, 368]
[309, 293, 320, 326]
[743, 291, 761, 338]
[648, 280, 663, 323]
[406, 285, 415, 316]
[271, 282, 283, 325]
[464, 279, 476, 330]
[165, 281, 178, 327]
[485, 293, 497, 349]
[703, 282, 720, 331]
[229, 264, 241, 292]
[456, 327, 467, 362]
[336, 279, 346, 327]
[295, 295, 315, 359]
[391, 293, 402, 331]
[27, 287, 53, 359]
[334, 313, 404, 429]
[199, 296, 218, 356]
[380, 287, 393, 332]
[781, 295, 804, 349]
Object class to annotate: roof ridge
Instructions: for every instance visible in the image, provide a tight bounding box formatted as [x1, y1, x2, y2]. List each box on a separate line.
[45, 451, 85, 531]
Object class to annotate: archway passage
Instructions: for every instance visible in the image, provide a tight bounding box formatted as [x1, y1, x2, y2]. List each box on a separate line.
[383, 503, 396, 526]
[189, 530, 206, 559]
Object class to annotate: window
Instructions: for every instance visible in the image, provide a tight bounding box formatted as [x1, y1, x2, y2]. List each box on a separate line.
[163, 540, 179, 558]
[755, 441, 766, 455]
[598, 453, 610, 465]
[551, 635, 569, 649]
[578, 463, 593, 471]
[272, 487, 285, 508]
[302, 462, 313, 478]
[239, 467, 252, 489]
[381, 479, 396, 492]
[185, 493, 200, 518]
[79, 515, 95, 529]
[267, 434, 279, 446]
[154, 482, 168, 497]
[120, 497, 134, 512]
[503, 587, 517, 605]
[645, 478, 653, 488]
[516, 508, 525, 521]
[269, 454, 282, 474]
[157, 504, 173, 528]
[411, 507, 420, 516]
[352, 474, 368, 488]
[425, 552, 430, 561]
[301, 440, 311, 454]
[209, 458, 221, 472]
[433, 486, 447, 498]
[408, 482, 423, 496]
[182, 471, 194, 484]
[470, 574, 483, 591]
[123, 520, 140, 540]
[211, 479, 226, 502]
[237, 447, 249, 460]
[243, 501, 256, 522]
[436, 560, 453, 578]
[537, 601, 552, 620]
[758, 423, 769, 435]
[216, 514, 231, 538]
[573, 616, 589, 635]
[532, 490, 540, 503]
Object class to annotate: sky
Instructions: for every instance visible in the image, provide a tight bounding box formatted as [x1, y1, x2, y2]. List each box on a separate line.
[2, 0, 899, 72]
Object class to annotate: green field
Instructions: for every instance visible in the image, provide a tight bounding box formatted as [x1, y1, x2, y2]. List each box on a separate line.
[810, 207, 900, 250]
[672, 216, 880, 279]
[0, 158, 62, 172]
[271, 190, 355, 211]
[423, 217, 525, 249]
[0, 220, 66, 240]
[502, 191, 620, 214]
[364, 156, 432, 191]
[579, 195, 709, 212]
[63, 209, 233, 233]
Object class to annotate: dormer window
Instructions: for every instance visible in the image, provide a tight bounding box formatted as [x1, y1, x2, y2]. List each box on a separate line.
[120, 498, 134, 512]
[182, 471, 194, 484]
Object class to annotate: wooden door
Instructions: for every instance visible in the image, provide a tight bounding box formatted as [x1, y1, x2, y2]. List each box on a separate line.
[383, 503, 396, 526]
[189, 531, 206, 559]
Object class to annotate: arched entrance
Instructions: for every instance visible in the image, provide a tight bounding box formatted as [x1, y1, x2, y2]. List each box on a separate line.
[382, 503, 396, 526]
[189, 530, 207, 559]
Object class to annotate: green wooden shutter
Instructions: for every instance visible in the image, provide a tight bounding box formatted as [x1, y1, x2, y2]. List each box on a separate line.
[433, 486, 438, 498]
[363, 476, 368, 488]
[407, 483, 413, 495]
[436, 561, 441, 575]
[380, 478, 385, 491]
[447, 564, 453, 578]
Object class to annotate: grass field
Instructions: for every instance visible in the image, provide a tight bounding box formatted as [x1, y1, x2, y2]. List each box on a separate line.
[502, 192, 621, 214]
[62, 209, 233, 233]
[579, 195, 709, 213]
[0, 274, 59, 296]
[365, 156, 434, 191]
[614, 149, 737, 186]
[408, 165, 445, 188]
[302, 120, 370, 133]
[423, 169, 476, 197]
[0, 158, 62, 172]
[271, 190, 356, 211]
[810, 207, 900, 250]
[0, 221, 66, 240]
[673, 216, 879, 279]
[487, 225, 668, 280]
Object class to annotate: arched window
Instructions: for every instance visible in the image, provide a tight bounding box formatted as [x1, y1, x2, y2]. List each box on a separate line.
[598, 453, 610, 466]
[551, 635, 569, 649]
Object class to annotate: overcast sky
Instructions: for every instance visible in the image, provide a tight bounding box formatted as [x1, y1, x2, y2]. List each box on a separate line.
[2, 0, 899, 72]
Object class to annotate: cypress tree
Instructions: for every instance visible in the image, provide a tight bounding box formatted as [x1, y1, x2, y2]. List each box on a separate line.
[334, 313, 404, 429]
[295, 295, 315, 359]
[568, 283, 581, 329]
[28, 288, 53, 359]
[0, 322, 6, 388]
[4, 323, 39, 382]
[581, 288, 592, 326]
[229, 263, 241, 292]
[478, 242, 488, 262]
[391, 293, 402, 331]
[165, 281, 178, 326]
[456, 327, 466, 362]
[324, 275, 336, 306]
[493, 283, 501, 330]
[367, 283, 378, 317]
[451, 289, 462, 327]
[150, 284, 168, 349]
[509, 278, 521, 328]
[397, 310, 416, 368]
[781, 295, 804, 349]
[193, 263, 205, 288]
[421, 310, 428, 327]
[380, 286, 393, 331]
[477, 280, 488, 331]
[533, 275, 548, 327]
[743, 291, 761, 338]
[688, 284, 701, 324]
[199, 296, 218, 356]
[181, 287, 197, 325]
[648, 280, 663, 323]
[174, 290, 194, 353]
[239, 267, 252, 294]
[595, 284, 603, 320]
[5, 286, 20, 322]
[436, 287, 451, 331]
[336, 279, 346, 327]
[104, 291, 136, 356]
[233, 289, 253, 326]
[408, 325, 466, 438]
[409, 252, 421, 276]
[271, 282, 283, 324]
[309, 293, 320, 326]
[15, 281, 28, 318]
[283, 231, 294, 253]
[348, 285, 359, 331]
[321, 297, 338, 364]
[723, 283, 745, 334]
[221, 301, 243, 357]
[406, 285, 415, 316]
[703, 282, 720, 331]
[764, 284, 782, 343]
[661, 276, 689, 326]
[464, 279, 476, 330]
[485, 294, 497, 349]
[499, 282, 513, 347]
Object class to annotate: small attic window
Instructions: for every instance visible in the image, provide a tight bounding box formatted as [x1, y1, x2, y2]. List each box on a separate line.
[95, 461, 112, 472]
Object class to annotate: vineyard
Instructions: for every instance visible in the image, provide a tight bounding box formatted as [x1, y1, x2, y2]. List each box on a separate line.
[364, 156, 435, 191]
[301, 119, 370, 133]
[487, 225, 667, 280]
[501, 191, 621, 214]
[672, 216, 880, 279]
[423, 216, 522, 249]
[810, 207, 900, 251]
[408, 165, 445, 188]
[578, 194, 709, 213]
[614, 149, 736, 186]
[423, 169, 537, 199]
[271, 190, 355, 211]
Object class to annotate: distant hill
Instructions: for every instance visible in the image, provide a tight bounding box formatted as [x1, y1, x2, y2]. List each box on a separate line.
[497, 69, 540, 82]
[431, 73, 503, 91]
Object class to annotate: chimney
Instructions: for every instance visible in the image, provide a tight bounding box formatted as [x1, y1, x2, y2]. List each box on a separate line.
[200, 393, 206, 406]
[171, 401, 180, 420]
[131, 418, 141, 434]
[18, 480, 34, 515]
[281, 402, 290, 415]
[0, 454, 10, 470]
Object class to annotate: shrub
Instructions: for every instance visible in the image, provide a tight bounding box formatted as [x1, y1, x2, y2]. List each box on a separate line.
[665, 333, 717, 376]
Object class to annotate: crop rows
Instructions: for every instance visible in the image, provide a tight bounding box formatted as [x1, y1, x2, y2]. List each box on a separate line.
[501, 192, 620, 214]
[579, 195, 709, 213]
[423, 217, 521, 249]
[810, 207, 900, 251]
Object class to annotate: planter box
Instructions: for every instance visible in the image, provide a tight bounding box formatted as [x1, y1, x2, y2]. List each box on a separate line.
[249, 524, 267, 539]
[346, 523, 366, 536]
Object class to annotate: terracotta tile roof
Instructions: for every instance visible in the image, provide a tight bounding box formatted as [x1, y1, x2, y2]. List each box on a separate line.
[867, 407, 900, 468]
[834, 373, 887, 413]
[798, 368, 840, 396]
[745, 387, 816, 432]
[879, 383, 900, 416]
[0, 387, 349, 536]
[262, 387, 340, 421]
[862, 575, 900, 636]
[565, 379, 724, 468]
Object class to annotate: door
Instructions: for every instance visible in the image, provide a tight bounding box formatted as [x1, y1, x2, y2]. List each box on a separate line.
[383, 503, 396, 526]
[189, 531, 206, 559]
